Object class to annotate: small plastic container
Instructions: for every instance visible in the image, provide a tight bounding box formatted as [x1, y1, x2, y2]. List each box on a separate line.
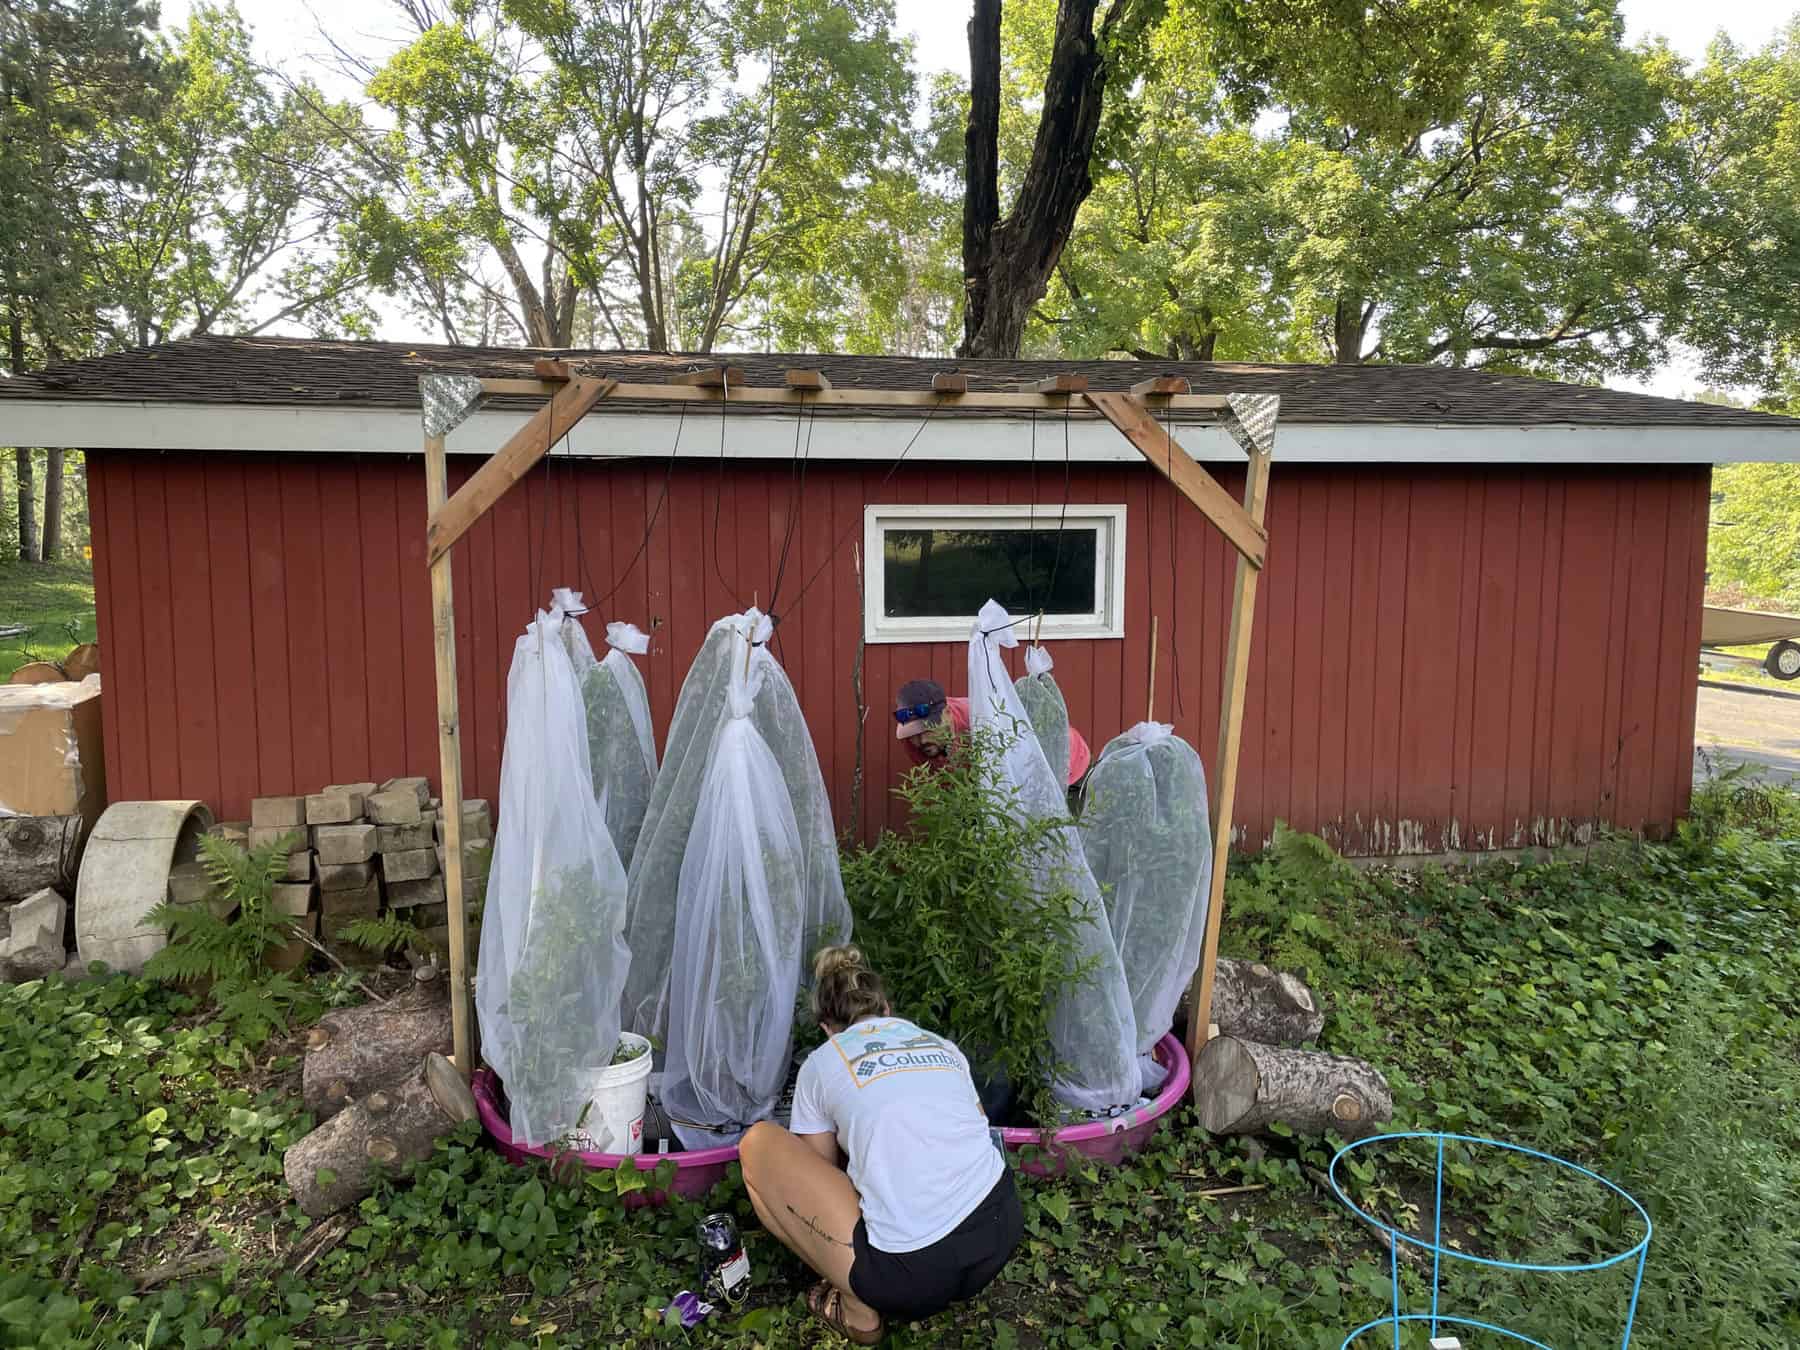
[1001, 1033, 1191, 1176]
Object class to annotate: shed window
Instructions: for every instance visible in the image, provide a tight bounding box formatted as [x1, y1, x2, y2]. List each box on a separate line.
[862, 504, 1126, 643]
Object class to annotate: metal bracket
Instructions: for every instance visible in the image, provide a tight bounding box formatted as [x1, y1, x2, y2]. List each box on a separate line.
[419, 374, 485, 439]
[1217, 392, 1280, 457]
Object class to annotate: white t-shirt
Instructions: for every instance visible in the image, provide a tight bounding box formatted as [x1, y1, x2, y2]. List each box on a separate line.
[789, 1016, 1004, 1254]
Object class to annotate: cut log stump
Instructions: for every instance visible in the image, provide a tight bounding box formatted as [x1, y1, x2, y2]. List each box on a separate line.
[1194, 1035, 1391, 1140]
[1212, 957, 1326, 1045]
[0, 815, 84, 902]
[284, 1052, 479, 1217]
[302, 968, 452, 1122]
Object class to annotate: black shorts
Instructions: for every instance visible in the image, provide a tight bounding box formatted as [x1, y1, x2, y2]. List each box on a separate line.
[848, 1171, 1023, 1321]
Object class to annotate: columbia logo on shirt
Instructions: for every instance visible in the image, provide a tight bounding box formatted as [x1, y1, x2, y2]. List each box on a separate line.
[833, 1022, 960, 1086]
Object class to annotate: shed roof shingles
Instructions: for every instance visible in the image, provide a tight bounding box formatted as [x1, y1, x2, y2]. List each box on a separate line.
[1, 333, 1790, 428]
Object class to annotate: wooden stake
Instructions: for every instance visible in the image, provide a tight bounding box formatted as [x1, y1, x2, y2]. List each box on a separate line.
[931, 372, 969, 394]
[424, 432, 473, 1081]
[1147, 615, 1159, 723]
[1020, 373, 1088, 394]
[669, 365, 745, 388]
[784, 369, 831, 391]
[1187, 443, 1273, 1068]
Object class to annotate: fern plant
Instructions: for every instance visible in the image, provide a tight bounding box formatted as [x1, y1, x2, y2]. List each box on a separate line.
[339, 912, 440, 963]
[143, 831, 316, 1042]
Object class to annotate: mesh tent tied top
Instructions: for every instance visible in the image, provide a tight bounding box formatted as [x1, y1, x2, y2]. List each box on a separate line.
[1014, 644, 1070, 789]
[1080, 722, 1213, 1094]
[621, 609, 850, 1053]
[968, 599, 1140, 1111]
[475, 603, 633, 1147]
[550, 588, 658, 869]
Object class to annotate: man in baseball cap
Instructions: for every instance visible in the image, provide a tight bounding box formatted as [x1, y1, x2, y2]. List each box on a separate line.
[894, 678, 1090, 786]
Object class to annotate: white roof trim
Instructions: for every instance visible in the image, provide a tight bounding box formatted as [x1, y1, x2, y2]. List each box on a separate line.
[3, 398, 1798, 464]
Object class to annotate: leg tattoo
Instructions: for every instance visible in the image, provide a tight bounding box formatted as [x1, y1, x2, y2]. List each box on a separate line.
[786, 1205, 850, 1248]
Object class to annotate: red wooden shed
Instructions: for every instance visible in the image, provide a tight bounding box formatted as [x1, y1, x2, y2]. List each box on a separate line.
[6, 336, 1798, 855]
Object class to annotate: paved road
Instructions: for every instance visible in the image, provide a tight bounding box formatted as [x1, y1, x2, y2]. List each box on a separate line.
[1694, 683, 1800, 784]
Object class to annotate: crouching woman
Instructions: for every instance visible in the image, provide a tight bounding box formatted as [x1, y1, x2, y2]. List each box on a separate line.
[739, 945, 1023, 1343]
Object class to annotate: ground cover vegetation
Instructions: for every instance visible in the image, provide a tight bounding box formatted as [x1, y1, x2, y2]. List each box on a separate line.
[3, 770, 1796, 1347]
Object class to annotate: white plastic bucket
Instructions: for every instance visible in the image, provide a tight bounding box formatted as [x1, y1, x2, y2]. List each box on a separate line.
[570, 1031, 654, 1155]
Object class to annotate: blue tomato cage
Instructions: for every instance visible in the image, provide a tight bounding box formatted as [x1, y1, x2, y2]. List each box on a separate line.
[1329, 1132, 1652, 1350]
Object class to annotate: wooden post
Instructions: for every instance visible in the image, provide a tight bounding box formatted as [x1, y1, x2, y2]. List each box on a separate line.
[1187, 444, 1273, 1066]
[1147, 615, 1159, 723]
[424, 433, 474, 1080]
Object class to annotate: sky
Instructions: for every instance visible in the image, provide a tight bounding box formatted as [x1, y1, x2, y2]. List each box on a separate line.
[155, 0, 1798, 396]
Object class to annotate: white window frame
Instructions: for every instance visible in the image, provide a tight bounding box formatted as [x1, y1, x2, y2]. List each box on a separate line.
[862, 503, 1127, 644]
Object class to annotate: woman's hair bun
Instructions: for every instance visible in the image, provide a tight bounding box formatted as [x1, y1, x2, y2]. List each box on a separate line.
[813, 943, 867, 983]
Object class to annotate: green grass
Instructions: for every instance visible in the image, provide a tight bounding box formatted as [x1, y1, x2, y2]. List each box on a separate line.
[2, 775, 1798, 1348]
[0, 560, 96, 675]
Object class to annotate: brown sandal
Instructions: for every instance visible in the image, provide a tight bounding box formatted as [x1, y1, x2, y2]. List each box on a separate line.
[807, 1281, 885, 1345]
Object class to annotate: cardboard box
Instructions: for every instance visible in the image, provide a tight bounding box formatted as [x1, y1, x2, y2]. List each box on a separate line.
[0, 677, 106, 833]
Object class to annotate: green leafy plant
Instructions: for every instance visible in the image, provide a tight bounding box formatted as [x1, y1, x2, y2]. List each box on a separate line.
[142, 831, 314, 1042]
[841, 722, 1096, 1123]
[338, 912, 439, 963]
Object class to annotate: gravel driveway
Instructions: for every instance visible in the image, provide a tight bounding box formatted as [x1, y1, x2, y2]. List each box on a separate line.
[1694, 683, 1800, 784]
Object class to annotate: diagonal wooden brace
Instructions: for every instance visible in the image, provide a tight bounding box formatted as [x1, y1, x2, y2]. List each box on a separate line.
[1085, 391, 1268, 569]
[426, 376, 616, 564]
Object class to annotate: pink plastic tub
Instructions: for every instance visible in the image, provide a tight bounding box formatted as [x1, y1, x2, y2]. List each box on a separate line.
[1001, 1033, 1191, 1177]
[471, 1068, 737, 1209]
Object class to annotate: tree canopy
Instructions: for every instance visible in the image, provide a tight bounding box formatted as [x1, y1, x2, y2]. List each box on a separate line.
[0, 0, 1795, 400]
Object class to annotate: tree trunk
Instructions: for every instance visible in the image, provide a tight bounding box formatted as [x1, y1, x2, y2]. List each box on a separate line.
[960, 0, 1145, 358]
[42, 448, 62, 560]
[1210, 958, 1326, 1045]
[960, 0, 1003, 355]
[1194, 1035, 1392, 1140]
[284, 1053, 478, 1217]
[302, 968, 453, 1122]
[0, 816, 84, 902]
[15, 449, 37, 563]
[1332, 296, 1368, 363]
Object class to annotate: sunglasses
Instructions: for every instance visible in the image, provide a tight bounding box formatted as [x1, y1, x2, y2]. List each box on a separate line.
[893, 700, 944, 726]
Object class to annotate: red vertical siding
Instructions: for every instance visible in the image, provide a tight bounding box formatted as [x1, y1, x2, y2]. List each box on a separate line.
[84, 451, 1711, 854]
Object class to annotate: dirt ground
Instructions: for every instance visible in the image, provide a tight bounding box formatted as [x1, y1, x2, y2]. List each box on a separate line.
[1694, 682, 1800, 784]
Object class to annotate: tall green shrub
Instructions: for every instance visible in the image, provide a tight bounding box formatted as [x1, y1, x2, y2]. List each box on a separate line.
[840, 724, 1095, 1120]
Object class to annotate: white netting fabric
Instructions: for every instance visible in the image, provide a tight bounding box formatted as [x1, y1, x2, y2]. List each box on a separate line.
[549, 592, 659, 870]
[1080, 721, 1213, 1094]
[1014, 644, 1070, 788]
[968, 599, 1139, 1112]
[658, 649, 812, 1148]
[475, 605, 633, 1147]
[621, 610, 849, 1058]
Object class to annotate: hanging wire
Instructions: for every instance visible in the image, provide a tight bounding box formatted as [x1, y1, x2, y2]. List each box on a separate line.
[530, 409, 558, 611]
[767, 390, 815, 617]
[1043, 393, 1075, 609]
[709, 372, 747, 609]
[779, 394, 947, 618]
[1158, 397, 1185, 719]
[582, 398, 687, 610]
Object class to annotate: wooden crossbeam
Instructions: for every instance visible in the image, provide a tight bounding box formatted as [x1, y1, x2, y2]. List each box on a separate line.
[1085, 391, 1267, 569]
[532, 357, 573, 380]
[669, 365, 746, 388]
[1021, 373, 1088, 394]
[426, 376, 616, 564]
[1131, 375, 1190, 398]
[473, 377, 1234, 412]
[785, 369, 831, 391]
[931, 372, 970, 394]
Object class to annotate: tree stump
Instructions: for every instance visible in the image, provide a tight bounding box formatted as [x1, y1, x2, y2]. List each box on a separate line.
[284, 1053, 479, 1217]
[0, 816, 83, 902]
[1194, 1035, 1391, 1140]
[1211, 958, 1326, 1045]
[302, 968, 452, 1122]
